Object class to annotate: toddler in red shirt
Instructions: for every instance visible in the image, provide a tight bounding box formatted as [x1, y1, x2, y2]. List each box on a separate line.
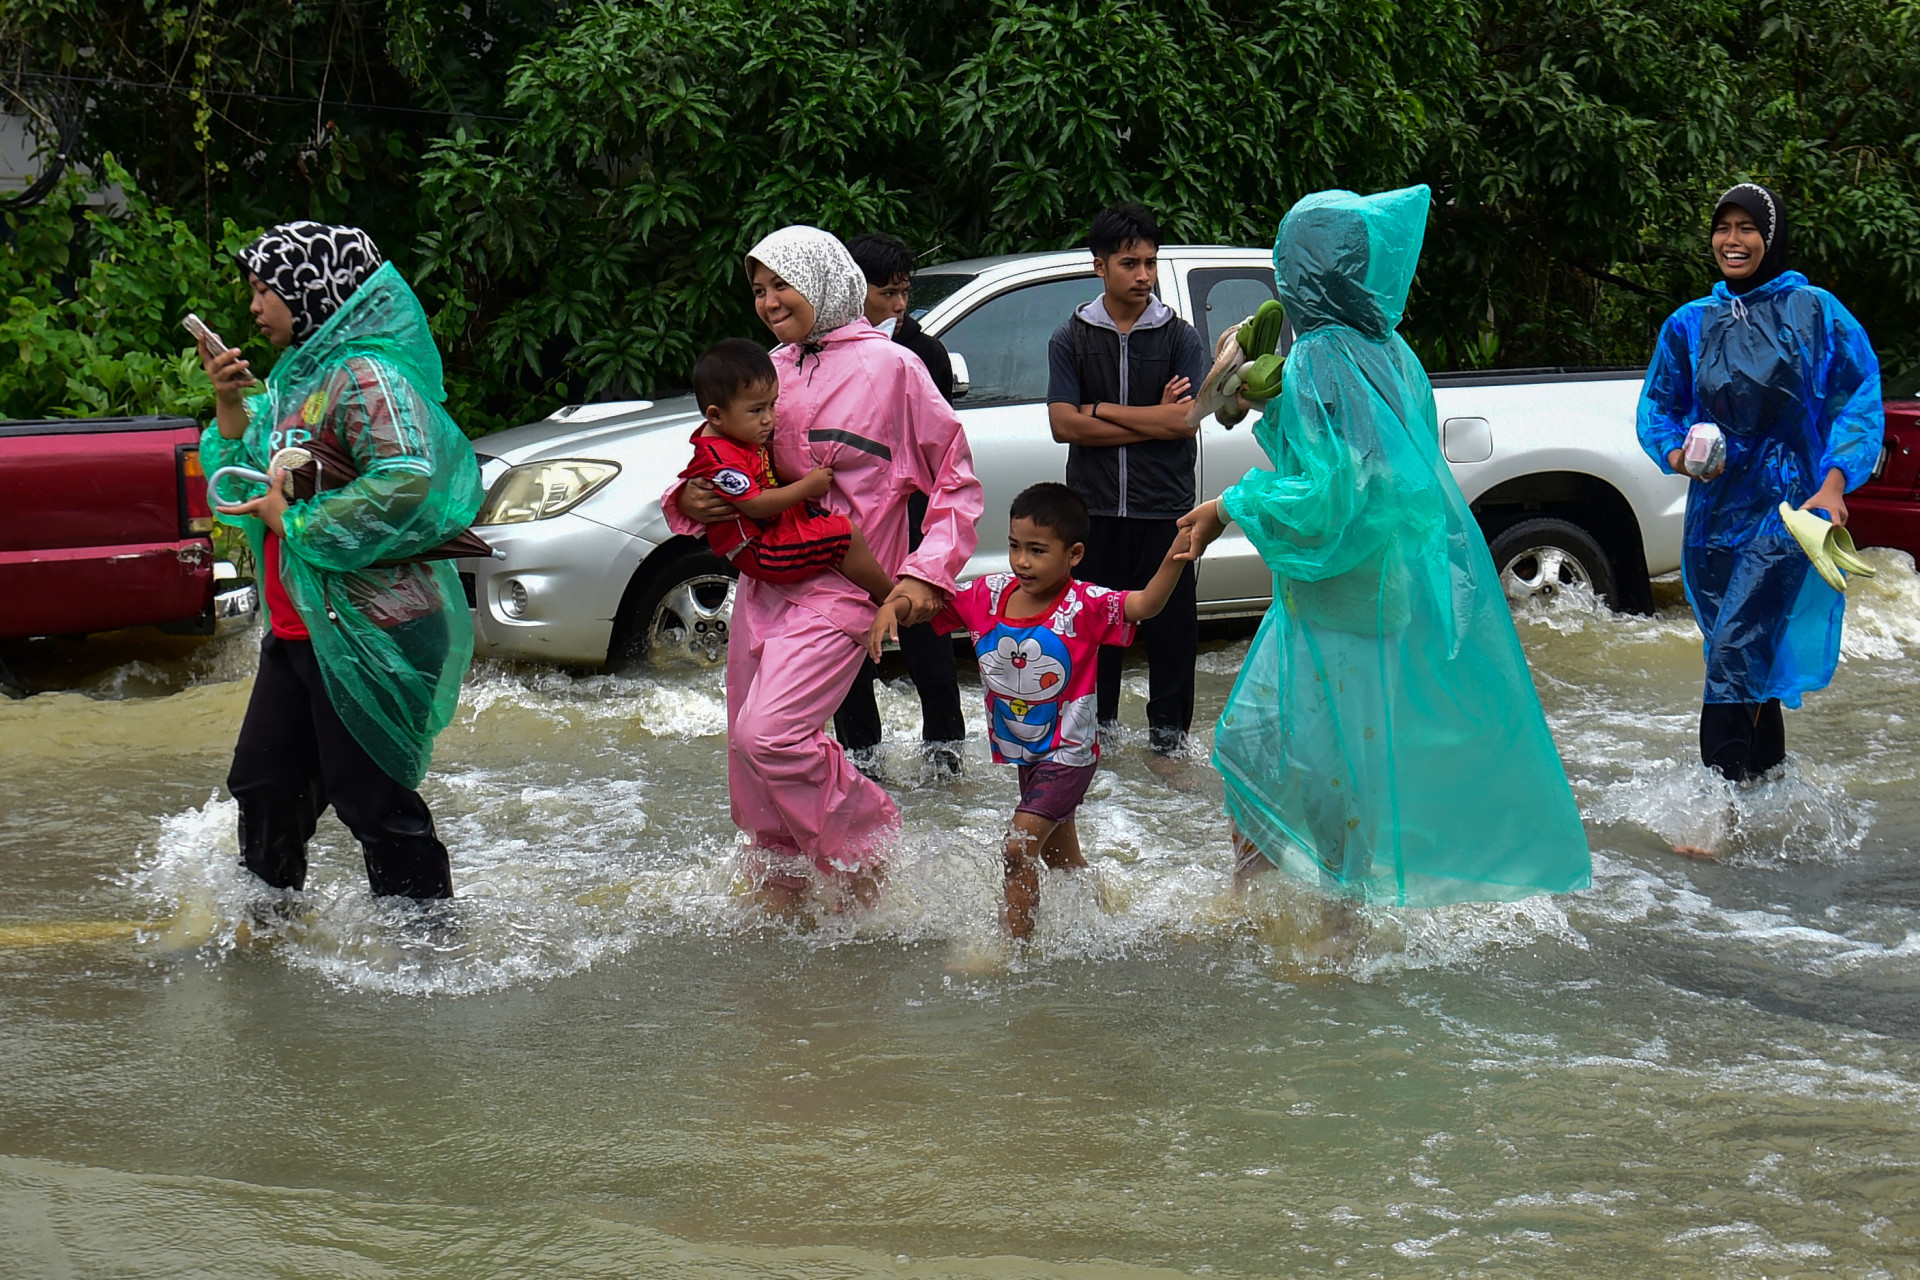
[679, 338, 893, 600]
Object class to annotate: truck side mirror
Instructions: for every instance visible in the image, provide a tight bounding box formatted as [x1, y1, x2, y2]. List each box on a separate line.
[949, 352, 970, 399]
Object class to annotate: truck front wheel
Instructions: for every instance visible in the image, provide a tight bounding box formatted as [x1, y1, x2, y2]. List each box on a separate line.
[1486, 517, 1616, 608]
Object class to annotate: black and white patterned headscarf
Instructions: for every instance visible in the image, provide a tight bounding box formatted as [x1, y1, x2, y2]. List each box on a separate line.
[238, 222, 384, 343]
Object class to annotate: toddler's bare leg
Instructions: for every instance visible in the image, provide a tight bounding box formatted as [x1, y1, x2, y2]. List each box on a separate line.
[1039, 818, 1086, 871]
[838, 525, 895, 604]
[1003, 810, 1060, 940]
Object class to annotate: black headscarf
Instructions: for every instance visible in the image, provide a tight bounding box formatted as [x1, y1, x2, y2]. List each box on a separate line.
[238, 222, 384, 344]
[1710, 183, 1789, 295]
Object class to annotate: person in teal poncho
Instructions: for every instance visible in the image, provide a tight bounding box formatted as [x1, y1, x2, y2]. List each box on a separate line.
[1177, 186, 1591, 907]
[1636, 184, 1883, 797]
[197, 223, 484, 899]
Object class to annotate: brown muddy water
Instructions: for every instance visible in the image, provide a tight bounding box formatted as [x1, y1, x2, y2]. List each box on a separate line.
[3, 555, 1919, 1278]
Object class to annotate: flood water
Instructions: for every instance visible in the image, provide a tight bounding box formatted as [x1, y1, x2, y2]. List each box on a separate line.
[4, 554, 1919, 1278]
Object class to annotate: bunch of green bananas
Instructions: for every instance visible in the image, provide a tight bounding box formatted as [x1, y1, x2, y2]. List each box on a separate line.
[1193, 300, 1287, 429]
[1235, 300, 1286, 361]
[1238, 353, 1285, 402]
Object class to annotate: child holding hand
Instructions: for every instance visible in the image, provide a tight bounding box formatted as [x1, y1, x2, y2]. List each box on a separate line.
[680, 338, 893, 601]
[870, 483, 1188, 937]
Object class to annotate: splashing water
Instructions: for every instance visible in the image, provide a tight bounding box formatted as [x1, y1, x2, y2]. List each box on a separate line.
[103, 555, 1920, 1002]
[8, 552, 1920, 1275]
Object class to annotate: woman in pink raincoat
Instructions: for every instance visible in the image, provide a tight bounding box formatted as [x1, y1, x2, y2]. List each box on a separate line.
[667, 226, 983, 911]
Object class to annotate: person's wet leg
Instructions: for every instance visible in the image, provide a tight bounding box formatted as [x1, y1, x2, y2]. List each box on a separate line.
[227, 635, 324, 891]
[353, 801, 453, 900]
[1002, 810, 1059, 939]
[1081, 514, 1133, 733]
[295, 642, 452, 899]
[732, 602, 897, 874]
[832, 656, 884, 778]
[1749, 698, 1786, 775]
[1699, 700, 1757, 782]
[1142, 543, 1197, 755]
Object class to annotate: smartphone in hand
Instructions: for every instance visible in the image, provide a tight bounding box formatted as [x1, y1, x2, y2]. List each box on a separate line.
[184, 313, 256, 386]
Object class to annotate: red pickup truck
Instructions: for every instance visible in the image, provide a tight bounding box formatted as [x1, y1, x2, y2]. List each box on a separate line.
[1851, 371, 1920, 555]
[0, 416, 255, 661]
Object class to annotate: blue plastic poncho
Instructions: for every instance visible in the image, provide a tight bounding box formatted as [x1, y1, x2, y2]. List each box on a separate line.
[201, 261, 484, 787]
[1637, 270, 1884, 708]
[1213, 186, 1591, 907]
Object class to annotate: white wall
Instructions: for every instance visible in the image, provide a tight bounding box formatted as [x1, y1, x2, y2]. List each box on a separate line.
[1, 110, 123, 210]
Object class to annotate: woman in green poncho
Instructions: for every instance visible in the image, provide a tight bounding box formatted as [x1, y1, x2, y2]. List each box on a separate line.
[1177, 187, 1591, 907]
[197, 222, 483, 900]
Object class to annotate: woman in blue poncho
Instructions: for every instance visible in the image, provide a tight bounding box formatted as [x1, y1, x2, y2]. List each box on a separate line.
[1637, 184, 1884, 789]
[1178, 186, 1591, 907]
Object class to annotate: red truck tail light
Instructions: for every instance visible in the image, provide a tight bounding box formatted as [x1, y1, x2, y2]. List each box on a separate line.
[179, 445, 214, 534]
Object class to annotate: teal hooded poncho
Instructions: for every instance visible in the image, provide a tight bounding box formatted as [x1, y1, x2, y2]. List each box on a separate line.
[1214, 186, 1591, 906]
[201, 260, 484, 788]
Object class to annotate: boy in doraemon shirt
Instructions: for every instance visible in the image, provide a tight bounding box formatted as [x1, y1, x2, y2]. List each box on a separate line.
[870, 483, 1188, 938]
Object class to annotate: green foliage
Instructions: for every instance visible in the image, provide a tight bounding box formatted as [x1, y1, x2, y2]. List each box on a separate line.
[411, 0, 927, 410]
[5, 0, 1917, 425]
[0, 159, 264, 420]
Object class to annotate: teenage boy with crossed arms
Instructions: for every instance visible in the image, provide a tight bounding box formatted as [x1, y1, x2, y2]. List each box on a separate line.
[1045, 203, 1209, 760]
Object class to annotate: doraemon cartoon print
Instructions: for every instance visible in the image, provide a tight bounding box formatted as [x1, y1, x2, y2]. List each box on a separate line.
[936, 572, 1133, 768]
[979, 624, 1077, 763]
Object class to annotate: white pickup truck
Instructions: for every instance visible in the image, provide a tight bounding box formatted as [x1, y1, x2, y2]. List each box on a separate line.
[457, 247, 1686, 667]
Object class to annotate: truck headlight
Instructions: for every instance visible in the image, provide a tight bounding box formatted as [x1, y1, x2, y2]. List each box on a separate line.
[474, 460, 621, 525]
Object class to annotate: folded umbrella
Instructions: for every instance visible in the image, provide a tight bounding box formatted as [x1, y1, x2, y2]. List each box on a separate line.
[211, 437, 498, 563]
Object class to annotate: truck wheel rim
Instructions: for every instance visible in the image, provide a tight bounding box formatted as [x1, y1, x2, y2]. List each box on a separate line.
[1499, 545, 1589, 601]
[647, 574, 735, 667]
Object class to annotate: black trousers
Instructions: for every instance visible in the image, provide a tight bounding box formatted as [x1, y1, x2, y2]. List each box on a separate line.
[227, 633, 453, 899]
[835, 492, 967, 751]
[1700, 699, 1786, 783]
[1080, 514, 1198, 753]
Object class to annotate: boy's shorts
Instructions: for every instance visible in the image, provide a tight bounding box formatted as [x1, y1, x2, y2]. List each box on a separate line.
[730, 506, 852, 584]
[1014, 760, 1098, 823]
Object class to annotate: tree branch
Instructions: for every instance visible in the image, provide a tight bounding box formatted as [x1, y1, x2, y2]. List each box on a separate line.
[1571, 261, 1667, 299]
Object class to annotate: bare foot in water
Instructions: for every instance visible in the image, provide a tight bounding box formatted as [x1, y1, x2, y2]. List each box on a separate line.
[753, 877, 808, 918]
[839, 870, 883, 912]
[1672, 843, 1718, 860]
[944, 934, 1012, 975]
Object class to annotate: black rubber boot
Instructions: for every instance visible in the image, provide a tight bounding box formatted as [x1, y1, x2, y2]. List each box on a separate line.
[234, 779, 324, 891]
[359, 806, 454, 900]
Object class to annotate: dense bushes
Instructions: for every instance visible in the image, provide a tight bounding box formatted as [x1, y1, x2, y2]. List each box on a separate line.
[0, 160, 260, 421]
[3, 0, 1916, 426]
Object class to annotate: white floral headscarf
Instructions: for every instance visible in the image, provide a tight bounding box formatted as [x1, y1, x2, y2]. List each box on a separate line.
[745, 225, 867, 343]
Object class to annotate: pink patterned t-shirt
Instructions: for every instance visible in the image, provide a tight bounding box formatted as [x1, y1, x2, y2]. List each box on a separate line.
[933, 574, 1135, 767]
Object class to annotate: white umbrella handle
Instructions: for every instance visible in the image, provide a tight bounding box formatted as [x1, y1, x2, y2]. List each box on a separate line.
[206, 447, 312, 510]
[207, 466, 273, 510]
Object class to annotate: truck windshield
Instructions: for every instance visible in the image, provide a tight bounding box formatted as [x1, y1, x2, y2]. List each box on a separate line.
[909, 273, 975, 319]
[1885, 361, 1920, 401]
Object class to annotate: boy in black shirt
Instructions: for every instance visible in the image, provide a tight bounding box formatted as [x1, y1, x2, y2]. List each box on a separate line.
[1045, 204, 1209, 757]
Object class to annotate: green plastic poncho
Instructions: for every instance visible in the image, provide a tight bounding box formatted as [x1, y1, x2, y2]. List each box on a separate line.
[201, 261, 484, 788]
[1214, 186, 1591, 906]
